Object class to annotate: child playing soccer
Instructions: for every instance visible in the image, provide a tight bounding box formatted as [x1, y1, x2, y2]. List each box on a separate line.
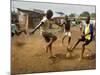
[62, 15, 71, 51]
[71, 16, 94, 60]
[30, 10, 57, 57]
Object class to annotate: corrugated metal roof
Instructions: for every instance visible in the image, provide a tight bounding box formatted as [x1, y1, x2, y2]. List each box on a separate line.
[17, 8, 44, 14]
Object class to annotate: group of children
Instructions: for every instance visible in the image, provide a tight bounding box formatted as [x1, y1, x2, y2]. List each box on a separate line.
[29, 9, 94, 60]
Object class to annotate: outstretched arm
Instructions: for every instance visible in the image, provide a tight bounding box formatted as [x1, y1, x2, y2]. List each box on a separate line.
[49, 18, 61, 27]
[30, 22, 44, 34]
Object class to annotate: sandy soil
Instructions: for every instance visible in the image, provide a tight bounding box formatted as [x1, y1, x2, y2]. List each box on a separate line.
[11, 26, 96, 74]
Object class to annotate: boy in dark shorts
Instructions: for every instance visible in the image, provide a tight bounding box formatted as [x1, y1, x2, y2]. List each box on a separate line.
[62, 15, 71, 50]
[30, 10, 57, 57]
[71, 16, 93, 60]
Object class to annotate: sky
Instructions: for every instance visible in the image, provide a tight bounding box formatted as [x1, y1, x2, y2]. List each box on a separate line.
[11, 0, 96, 17]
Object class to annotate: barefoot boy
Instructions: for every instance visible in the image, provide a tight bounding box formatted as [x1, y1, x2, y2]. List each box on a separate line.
[71, 16, 94, 60]
[62, 15, 71, 50]
[30, 10, 57, 57]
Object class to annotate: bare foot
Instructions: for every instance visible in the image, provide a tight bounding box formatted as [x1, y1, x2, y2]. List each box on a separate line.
[67, 47, 73, 53]
[44, 46, 48, 53]
[49, 55, 56, 59]
[78, 56, 83, 61]
[66, 52, 72, 58]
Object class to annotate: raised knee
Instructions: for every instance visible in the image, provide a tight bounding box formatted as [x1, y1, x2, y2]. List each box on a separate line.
[78, 38, 81, 41]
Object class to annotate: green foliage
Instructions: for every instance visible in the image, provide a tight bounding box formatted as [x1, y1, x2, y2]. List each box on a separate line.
[69, 13, 76, 17]
[80, 11, 90, 17]
[91, 13, 96, 19]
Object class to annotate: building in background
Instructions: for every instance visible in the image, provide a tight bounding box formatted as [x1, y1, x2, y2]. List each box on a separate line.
[16, 8, 44, 32]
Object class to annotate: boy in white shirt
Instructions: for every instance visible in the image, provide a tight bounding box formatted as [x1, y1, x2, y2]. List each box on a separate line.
[30, 10, 57, 57]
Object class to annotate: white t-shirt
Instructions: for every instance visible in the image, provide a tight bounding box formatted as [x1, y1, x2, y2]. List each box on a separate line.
[60, 19, 65, 25]
[40, 16, 52, 33]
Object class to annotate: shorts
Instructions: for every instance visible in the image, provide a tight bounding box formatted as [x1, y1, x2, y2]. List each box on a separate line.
[80, 36, 92, 45]
[42, 32, 57, 42]
[65, 31, 71, 37]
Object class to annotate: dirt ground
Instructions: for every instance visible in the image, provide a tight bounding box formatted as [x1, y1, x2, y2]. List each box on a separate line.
[11, 26, 96, 74]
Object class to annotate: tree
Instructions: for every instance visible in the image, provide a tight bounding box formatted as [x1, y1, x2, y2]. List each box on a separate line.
[80, 11, 90, 17]
[91, 13, 96, 19]
[69, 13, 75, 17]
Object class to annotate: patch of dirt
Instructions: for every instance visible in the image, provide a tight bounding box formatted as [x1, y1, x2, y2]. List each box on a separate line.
[11, 26, 96, 74]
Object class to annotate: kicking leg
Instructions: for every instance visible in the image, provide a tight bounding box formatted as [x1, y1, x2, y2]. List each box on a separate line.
[67, 36, 71, 48]
[79, 40, 91, 60]
[67, 32, 71, 51]
[71, 37, 84, 52]
[66, 37, 72, 58]
[46, 38, 53, 57]
[62, 35, 66, 46]
[45, 44, 49, 53]
[79, 44, 85, 61]
[48, 36, 57, 57]
[49, 42, 53, 57]
[67, 36, 72, 53]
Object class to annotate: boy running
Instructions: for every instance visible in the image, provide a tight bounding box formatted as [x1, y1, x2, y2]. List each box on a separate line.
[30, 10, 57, 57]
[62, 15, 71, 50]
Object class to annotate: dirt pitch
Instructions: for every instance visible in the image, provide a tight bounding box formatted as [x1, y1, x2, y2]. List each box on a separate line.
[11, 26, 96, 74]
